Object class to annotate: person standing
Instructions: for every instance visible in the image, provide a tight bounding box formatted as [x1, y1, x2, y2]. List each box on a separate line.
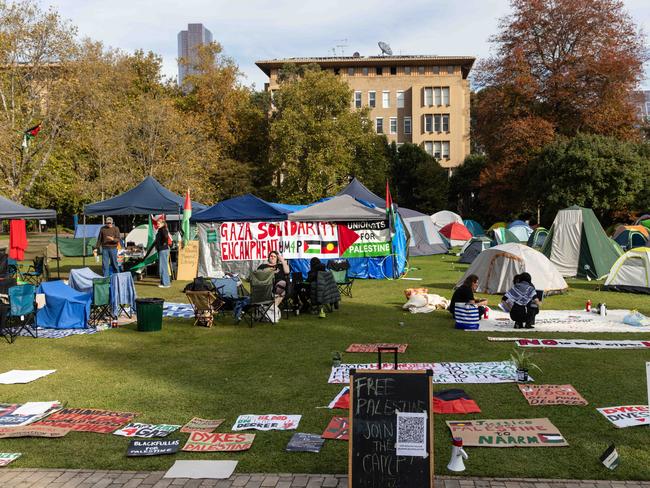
[94, 217, 121, 277]
[155, 221, 171, 288]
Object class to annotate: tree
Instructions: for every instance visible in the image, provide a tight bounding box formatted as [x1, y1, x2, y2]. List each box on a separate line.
[448, 154, 488, 219]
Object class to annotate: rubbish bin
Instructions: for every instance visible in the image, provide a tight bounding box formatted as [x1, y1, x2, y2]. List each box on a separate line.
[135, 298, 164, 332]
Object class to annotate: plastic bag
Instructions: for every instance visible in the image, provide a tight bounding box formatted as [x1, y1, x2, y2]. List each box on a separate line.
[623, 311, 650, 327]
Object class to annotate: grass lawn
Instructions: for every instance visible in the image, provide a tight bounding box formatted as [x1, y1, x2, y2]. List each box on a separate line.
[1, 253, 650, 479]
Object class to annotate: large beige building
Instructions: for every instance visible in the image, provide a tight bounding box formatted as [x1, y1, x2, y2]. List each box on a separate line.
[256, 55, 475, 170]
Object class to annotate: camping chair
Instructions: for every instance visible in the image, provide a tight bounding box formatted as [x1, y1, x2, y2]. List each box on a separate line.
[89, 277, 113, 328]
[212, 275, 249, 322]
[0, 284, 37, 343]
[22, 256, 45, 285]
[242, 270, 276, 327]
[185, 290, 224, 327]
[327, 259, 354, 298]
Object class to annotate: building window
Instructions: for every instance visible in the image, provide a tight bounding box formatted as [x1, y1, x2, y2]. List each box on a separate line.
[433, 114, 450, 132]
[424, 141, 433, 155]
[433, 66, 440, 74]
[348, 67, 355, 76]
[404, 66, 411, 75]
[389, 117, 397, 134]
[382, 90, 390, 108]
[424, 87, 433, 106]
[442, 141, 450, 159]
[433, 87, 450, 106]
[442, 114, 449, 132]
[362, 67, 369, 76]
[376, 66, 383, 75]
[404, 116, 412, 134]
[396, 90, 404, 108]
[424, 114, 433, 132]
[434, 87, 442, 106]
[645, 101, 650, 115]
[376, 117, 384, 134]
[433, 141, 442, 159]
[447, 65, 454, 74]
[354, 91, 362, 108]
[442, 87, 450, 105]
[368, 91, 376, 108]
[390, 66, 397, 75]
[418, 66, 425, 75]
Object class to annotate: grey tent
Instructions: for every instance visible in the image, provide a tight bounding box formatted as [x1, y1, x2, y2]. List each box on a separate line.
[288, 195, 385, 222]
[459, 237, 491, 264]
[403, 215, 449, 256]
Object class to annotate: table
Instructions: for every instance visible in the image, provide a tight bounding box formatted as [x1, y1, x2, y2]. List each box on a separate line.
[36, 280, 91, 329]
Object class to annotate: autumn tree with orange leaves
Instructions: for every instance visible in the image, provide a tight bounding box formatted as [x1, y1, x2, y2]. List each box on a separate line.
[473, 0, 647, 217]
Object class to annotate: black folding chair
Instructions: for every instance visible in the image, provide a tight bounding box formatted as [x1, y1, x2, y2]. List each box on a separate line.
[1, 284, 37, 343]
[242, 270, 276, 327]
[22, 257, 46, 285]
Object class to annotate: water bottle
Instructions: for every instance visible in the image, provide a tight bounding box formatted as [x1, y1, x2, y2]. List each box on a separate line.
[600, 303, 607, 317]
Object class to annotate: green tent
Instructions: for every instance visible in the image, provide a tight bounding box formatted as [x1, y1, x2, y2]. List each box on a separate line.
[490, 227, 519, 245]
[541, 205, 622, 279]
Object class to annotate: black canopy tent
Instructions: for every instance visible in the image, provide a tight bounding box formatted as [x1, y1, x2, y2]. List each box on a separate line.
[0, 195, 60, 278]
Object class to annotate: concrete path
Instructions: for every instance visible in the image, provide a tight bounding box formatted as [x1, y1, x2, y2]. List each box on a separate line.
[1, 470, 649, 488]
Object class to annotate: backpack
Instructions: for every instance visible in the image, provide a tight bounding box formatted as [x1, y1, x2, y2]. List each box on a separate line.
[183, 277, 216, 293]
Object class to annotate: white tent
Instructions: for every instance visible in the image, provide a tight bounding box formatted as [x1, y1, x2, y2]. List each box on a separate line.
[403, 215, 449, 256]
[125, 224, 148, 248]
[456, 243, 568, 294]
[508, 224, 533, 242]
[604, 248, 650, 294]
[430, 210, 462, 230]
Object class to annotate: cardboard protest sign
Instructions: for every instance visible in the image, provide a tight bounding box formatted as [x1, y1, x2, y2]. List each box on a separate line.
[322, 416, 349, 440]
[328, 363, 435, 384]
[0, 453, 21, 466]
[127, 440, 180, 457]
[176, 241, 199, 281]
[180, 417, 224, 433]
[0, 402, 62, 427]
[446, 418, 568, 447]
[182, 431, 255, 452]
[328, 387, 350, 409]
[433, 361, 521, 384]
[0, 370, 55, 384]
[0, 425, 70, 438]
[517, 338, 650, 349]
[113, 423, 180, 438]
[596, 405, 650, 428]
[286, 433, 325, 453]
[518, 385, 588, 406]
[34, 408, 137, 434]
[232, 414, 301, 431]
[345, 343, 408, 353]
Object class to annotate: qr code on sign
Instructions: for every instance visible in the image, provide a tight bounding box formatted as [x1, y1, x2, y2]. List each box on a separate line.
[397, 414, 426, 444]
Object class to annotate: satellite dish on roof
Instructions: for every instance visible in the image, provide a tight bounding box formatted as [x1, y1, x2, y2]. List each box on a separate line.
[378, 41, 393, 56]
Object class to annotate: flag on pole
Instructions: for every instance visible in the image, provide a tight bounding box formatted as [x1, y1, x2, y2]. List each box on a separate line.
[385, 180, 396, 236]
[182, 189, 191, 246]
[22, 123, 42, 149]
[129, 216, 157, 272]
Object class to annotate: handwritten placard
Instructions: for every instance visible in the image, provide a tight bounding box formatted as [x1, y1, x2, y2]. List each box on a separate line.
[177, 241, 199, 281]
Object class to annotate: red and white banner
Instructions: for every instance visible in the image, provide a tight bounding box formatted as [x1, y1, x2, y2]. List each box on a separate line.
[516, 338, 650, 349]
[596, 405, 650, 428]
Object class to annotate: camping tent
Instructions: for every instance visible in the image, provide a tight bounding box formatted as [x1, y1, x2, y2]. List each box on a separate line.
[463, 219, 485, 237]
[403, 215, 449, 256]
[125, 224, 149, 248]
[193, 194, 291, 223]
[488, 222, 507, 231]
[507, 221, 533, 242]
[456, 243, 568, 294]
[459, 237, 491, 264]
[439, 222, 472, 246]
[604, 247, 650, 294]
[527, 227, 549, 249]
[491, 227, 520, 245]
[612, 225, 649, 251]
[431, 210, 462, 230]
[541, 205, 622, 278]
[635, 214, 650, 230]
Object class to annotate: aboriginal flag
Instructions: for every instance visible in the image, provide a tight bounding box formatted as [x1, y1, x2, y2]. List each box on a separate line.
[321, 241, 338, 254]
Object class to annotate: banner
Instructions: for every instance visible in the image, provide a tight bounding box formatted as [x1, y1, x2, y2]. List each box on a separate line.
[517, 338, 650, 349]
[433, 362, 520, 384]
[328, 363, 435, 384]
[0, 425, 70, 438]
[180, 418, 224, 433]
[596, 405, 650, 428]
[232, 414, 301, 431]
[127, 440, 180, 457]
[0, 453, 21, 466]
[322, 416, 349, 440]
[345, 343, 408, 353]
[34, 408, 137, 434]
[286, 433, 325, 453]
[113, 423, 180, 438]
[339, 221, 391, 258]
[182, 432, 255, 452]
[0, 402, 62, 427]
[518, 385, 588, 406]
[446, 418, 568, 447]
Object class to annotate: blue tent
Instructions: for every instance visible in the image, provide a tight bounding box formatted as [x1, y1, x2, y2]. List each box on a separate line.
[74, 224, 102, 239]
[336, 176, 423, 218]
[463, 219, 485, 236]
[84, 176, 207, 216]
[192, 194, 290, 222]
[508, 220, 529, 229]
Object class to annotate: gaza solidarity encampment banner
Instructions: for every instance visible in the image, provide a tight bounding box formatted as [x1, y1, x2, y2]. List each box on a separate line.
[218, 220, 390, 261]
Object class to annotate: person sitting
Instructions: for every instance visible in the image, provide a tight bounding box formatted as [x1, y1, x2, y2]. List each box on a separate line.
[257, 250, 290, 306]
[504, 272, 539, 329]
[449, 274, 488, 319]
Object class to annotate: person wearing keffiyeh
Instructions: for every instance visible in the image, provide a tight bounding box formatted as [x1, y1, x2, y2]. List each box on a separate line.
[504, 272, 539, 329]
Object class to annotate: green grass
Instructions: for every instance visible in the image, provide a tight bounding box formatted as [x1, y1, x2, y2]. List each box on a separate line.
[1, 254, 650, 479]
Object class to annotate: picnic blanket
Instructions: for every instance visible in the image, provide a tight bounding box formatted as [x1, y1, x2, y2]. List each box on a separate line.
[19, 327, 99, 339]
[475, 309, 650, 333]
[36, 281, 91, 329]
[68, 267, 103, 294]
[163, 302, 194, 319]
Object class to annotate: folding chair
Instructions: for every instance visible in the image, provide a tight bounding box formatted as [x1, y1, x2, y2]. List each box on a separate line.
[22, 257, 45, 285]
[185, 290, 223, 327]
[0, 284, 37, 343]
[327, 259, 354, 298]
[212, 276, 249, 322]
[242, 270, 276, 327]
[89, 277, 113, 328]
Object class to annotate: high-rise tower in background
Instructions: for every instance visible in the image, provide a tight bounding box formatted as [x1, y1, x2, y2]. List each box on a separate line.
[177, 23, 213, 86]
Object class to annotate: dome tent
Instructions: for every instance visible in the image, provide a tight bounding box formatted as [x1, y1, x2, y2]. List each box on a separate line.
[527, 227, 549, 249]
[507, 221, 534, 242]
[463, 219, 485, 237]
[459, 237, 491, 264]
[612, 225, 649, 251]
[439, 222, 472, 247]
[541, 205, 622, 278]
[403, 215, 450, 256]
[431, 210, 462, 231]
[490, 227, 520, 245]
[456, 243, 568, 295]
[604, 247, 650, 294]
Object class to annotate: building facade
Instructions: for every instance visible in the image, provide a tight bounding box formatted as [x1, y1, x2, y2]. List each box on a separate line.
[177, 23, 213, 86]
[633, 90, 650, 122]
[256, 55, 475, 170]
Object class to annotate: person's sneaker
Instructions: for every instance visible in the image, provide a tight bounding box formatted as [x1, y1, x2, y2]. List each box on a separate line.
[319, 308, 326, 318]
[158, 284, 171, 288]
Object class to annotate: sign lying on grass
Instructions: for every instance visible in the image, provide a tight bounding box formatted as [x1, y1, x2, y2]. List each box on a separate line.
[0, 453, 21, 466]
[0, 425, 70, 438]
[516, 338, 650, 349]
[596, 406, 650, 428]
[286, 433, 325, 453]
[518, 385, 588, 406]
[0, 402, 62, 427]
[0, 370, 55, 384]
[182, 432, 255, 452]
[446, 418, 568, 447]
[232, 414, 301, 431]
[180, 418, 224, 433]
[328, 387, 350, 409]
[127, 440, 180, 457]
[345, 343, 408, 353]
[328, 363, 435, 384]
[113, 423, 180, 438]
[34, 408, 138, 434]
[322, 416, 349, 440]
[433, 361, 520, 384]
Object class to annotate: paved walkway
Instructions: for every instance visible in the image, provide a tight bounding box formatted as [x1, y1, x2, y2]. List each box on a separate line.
[1, 470, 649, 488]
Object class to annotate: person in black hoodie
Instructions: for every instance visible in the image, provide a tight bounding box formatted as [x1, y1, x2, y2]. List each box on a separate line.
[155, 221, 171, 288]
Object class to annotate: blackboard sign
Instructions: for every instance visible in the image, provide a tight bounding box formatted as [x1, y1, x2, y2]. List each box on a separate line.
[349, 369, 434, 488]
[126, 439, 180, 457]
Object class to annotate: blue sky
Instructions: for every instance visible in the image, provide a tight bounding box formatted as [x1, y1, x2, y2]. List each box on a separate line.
[51, 0, 650, 89]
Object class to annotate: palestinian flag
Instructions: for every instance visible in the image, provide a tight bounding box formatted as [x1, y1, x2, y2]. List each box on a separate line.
[328, 387, 350, 409]
[538, 433, 565, 444]
[21, 123, 42, 148]
[321, 241, 338, 254]
[304, 241, 321, 254]
[182, 189, 191, 246]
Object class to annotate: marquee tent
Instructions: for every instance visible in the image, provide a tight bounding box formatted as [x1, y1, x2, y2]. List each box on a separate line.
[439, 222, 472, 246]
[541, 205, 622, 278]
[403, 215, 449, 256]
[192, 194, 290, 223]
[527, 227, 549, 249]
[612, 225, 649, 251]
[463, 219, 485, 237]
[459, 237, 491, 264]
[456, 243, 568, 295]
[604, 247, 650, 294]
[431, 210, 462, 231]
[288, 195, 385, 222]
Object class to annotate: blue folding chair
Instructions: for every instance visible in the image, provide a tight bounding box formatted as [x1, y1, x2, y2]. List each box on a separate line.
[1, 284, 37, 343]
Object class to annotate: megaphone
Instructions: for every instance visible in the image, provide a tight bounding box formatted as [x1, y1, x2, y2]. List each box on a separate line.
[447, 437, 469, 472]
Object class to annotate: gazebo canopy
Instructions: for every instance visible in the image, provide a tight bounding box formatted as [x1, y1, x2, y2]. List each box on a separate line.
[0, 195, 56, 219]
[336, 177, 425, 218]
[288, 195, 385, 222]
[84, 176, 206, 216]
[192, 194, 291, 223]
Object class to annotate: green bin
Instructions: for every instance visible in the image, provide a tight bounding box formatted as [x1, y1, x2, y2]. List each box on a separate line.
[135, 298, 164, 332]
